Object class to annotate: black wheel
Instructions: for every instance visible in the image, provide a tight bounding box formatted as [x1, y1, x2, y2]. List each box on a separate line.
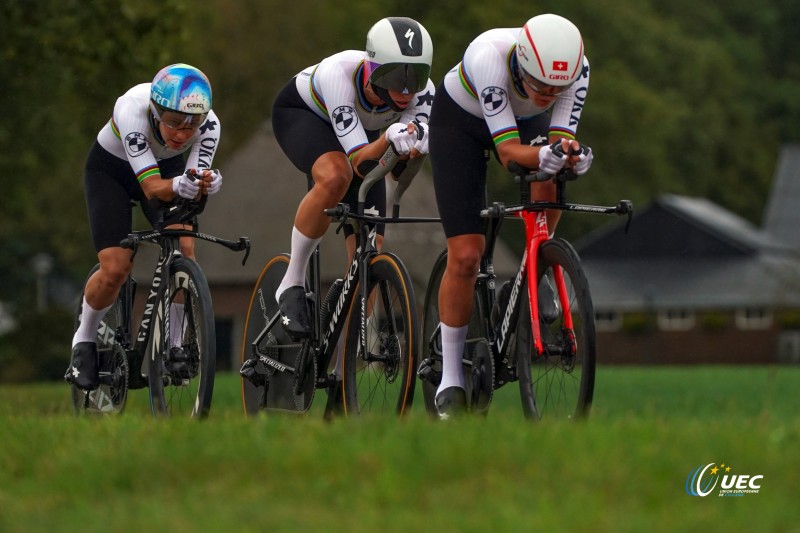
[341, 253, 417, 416]
[240, 254, 314, 415]
[419, 251, 493, 417]
[148, 257, 215, 418]
[70, 264, 129, 416]
[516, 238, 596, 420]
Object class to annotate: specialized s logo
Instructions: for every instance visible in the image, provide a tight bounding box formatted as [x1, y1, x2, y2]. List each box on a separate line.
[481, 86, 508, 116]
[125, 132, 149, 157]
[405, 28, 415, 48]
[332, 106, 358, 137]
[685, 462, 763, 497]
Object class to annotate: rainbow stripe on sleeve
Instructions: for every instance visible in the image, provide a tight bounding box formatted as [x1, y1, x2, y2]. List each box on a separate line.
[548, 126, 576, 140]
[458, 63, 478, 99]
[136, 164, 160, 183]
[110, 118, 121, 139]
[347, 143, 368, 162]
[492, 126, 519, 146]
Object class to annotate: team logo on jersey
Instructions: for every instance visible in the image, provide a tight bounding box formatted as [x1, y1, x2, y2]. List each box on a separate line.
[125, 132, 149, 157]
[481, 86, 508, 116]
[332, 106, 358, 137]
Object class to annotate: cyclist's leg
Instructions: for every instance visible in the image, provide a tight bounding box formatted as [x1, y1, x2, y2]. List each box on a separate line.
[429, 83, 492, 416]
[271, 81, 352, 337]
[71, 262, 132, 415]
[68, 143, 139, 389]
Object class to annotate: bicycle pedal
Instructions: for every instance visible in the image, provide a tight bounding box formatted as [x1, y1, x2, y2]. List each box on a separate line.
[239, 358, 267, 387]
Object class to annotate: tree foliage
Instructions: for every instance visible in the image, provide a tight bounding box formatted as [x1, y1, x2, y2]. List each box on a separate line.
[2, 0, 800, 311]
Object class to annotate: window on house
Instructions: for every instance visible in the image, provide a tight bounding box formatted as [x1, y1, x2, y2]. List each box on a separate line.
[595, 311, 622, 332]
[735, 308, 772, 330]
[657, 309, 695, 331]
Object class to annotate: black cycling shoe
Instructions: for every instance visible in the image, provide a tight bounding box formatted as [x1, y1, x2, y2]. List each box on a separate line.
[278, 286, 313, 340]
[538, 275, 560, 325]
[435, 386, 467, 420]
[64, 342, 99, 391]
[323, 379, 344, 421]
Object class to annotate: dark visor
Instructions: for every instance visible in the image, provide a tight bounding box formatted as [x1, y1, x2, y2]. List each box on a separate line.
[368, 62, 430, 93]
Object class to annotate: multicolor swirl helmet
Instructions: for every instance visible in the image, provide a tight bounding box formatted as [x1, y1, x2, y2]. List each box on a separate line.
[150, 63, 212, 114]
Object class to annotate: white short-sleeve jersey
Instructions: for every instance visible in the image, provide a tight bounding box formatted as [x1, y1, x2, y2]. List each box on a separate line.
[442, 28, 589, 146]
[294, 50, 435, 160]
[96, 83, 221, 182]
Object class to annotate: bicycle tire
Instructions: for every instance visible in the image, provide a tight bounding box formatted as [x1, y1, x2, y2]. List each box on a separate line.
[516, 238, 596, 420]
[148, 256, 216, 418]
[419, 251, 493, 417]
[341, 253, 418, 416]
[240, 254, 313, 415]
[70, 263, 130, 416]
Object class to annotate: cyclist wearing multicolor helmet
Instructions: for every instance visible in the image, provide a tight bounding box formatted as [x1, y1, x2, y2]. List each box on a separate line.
[65, 63, 223, 391]
[429, 14, 593, 418]
[270, 16, 434, 415]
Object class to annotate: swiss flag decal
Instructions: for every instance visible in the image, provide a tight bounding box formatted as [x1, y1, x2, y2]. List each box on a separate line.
[552, 61, 568, 71]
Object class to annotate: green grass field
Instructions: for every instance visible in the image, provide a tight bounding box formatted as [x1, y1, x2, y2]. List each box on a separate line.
[1, 366, 798, 532]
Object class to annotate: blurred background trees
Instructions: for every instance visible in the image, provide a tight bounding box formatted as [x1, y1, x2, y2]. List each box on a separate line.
[2, 0, 799, 379]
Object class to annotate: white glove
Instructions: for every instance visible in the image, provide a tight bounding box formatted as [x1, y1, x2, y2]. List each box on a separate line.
[206, 169, 223, 195]
[385, 123, 416, 155]
[172, 171, 200, 199]
[574, 146, 593, 175]
[538, 142, 567, 175]
[413, 121, 429, 154]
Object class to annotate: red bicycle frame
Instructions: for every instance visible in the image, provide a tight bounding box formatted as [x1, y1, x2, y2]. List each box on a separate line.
[519, 209, 574, 356]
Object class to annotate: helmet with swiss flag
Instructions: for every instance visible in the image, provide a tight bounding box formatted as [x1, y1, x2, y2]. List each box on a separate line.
[516, 14, 583, 87]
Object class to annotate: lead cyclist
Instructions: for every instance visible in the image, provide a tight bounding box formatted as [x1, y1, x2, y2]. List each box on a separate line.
[65, 64, 223, 391]
[429, 14, 595, 418]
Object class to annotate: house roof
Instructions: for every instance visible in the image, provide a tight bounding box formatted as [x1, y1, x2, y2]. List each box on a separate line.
[575, 144, 800, 311]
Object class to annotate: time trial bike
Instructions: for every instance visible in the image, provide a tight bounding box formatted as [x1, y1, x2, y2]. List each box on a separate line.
[240, 146, 434, 418]
[69, 182, 251, 418]
[418, 146, 633, 420]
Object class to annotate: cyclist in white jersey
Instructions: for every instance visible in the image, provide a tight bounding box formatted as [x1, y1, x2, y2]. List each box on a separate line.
[271, 17, 434, 416]
[429, 14, 594, 417]
[65, 63, 223, 391]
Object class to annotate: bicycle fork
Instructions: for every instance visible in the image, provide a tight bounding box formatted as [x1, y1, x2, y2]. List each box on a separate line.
[520, 210, 573, 357]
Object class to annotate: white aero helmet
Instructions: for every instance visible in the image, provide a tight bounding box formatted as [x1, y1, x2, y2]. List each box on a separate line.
[517, 14, 583, 86]
[365, 17, 432, 108]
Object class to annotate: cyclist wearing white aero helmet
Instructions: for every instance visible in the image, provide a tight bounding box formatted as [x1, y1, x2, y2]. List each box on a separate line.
[428, 14, 593, 417]
[65, 63, 223, 391]
[271, 17, 434, 338]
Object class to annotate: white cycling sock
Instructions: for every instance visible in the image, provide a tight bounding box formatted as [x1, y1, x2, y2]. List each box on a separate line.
[72, 297, 112, 348]
[436, 323, 468, 396]
[276, 226, 321, 303]
[169, 302, 185, 348]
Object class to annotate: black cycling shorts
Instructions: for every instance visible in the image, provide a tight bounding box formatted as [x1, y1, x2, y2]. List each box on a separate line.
[83, 141, 185, 252]
[429, 83, 550, 238]
[271, 79, 385, 237]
